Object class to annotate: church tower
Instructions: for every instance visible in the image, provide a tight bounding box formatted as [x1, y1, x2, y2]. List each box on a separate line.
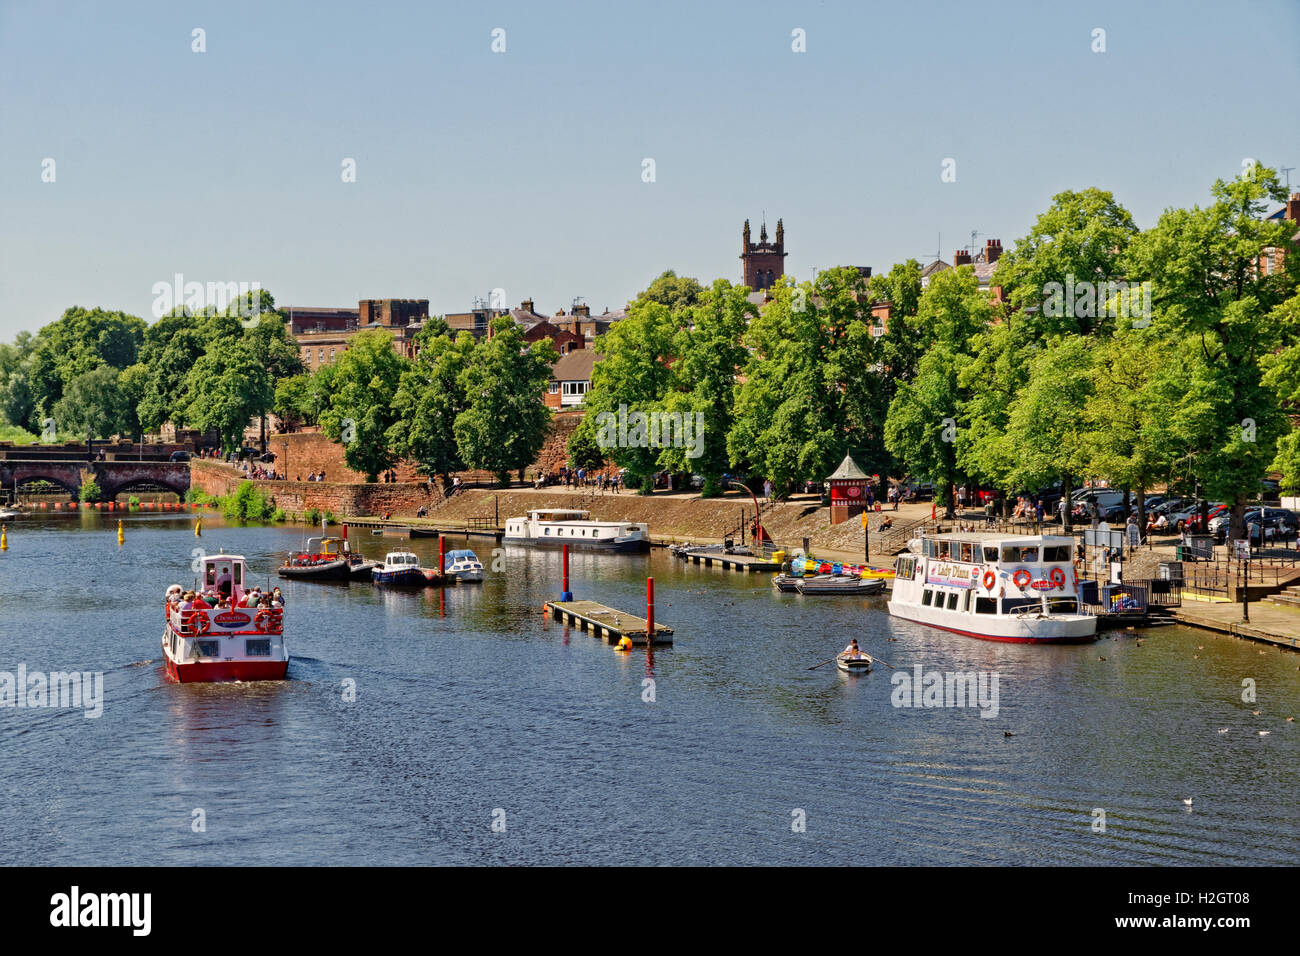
[741, 217, 787, 291]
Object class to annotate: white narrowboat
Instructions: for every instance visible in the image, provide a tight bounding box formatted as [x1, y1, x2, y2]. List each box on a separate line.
[503, 509, 649, 553]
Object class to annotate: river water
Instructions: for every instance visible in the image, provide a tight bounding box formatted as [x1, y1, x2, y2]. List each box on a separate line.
[1, 512, 1297, 865]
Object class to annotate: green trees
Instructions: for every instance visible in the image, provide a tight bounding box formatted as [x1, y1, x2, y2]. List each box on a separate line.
[569, 299, 677, 491]
[728, 267, 879, 492]
[317, 330, 407, 482]
[184, 337, 273, 454]
[389, 318, 475, 485]
[52, 366, 132, 439]
[453, 318, 557, 484]
[885, 345, 964, 517]
[1125, 166, 1298, 538]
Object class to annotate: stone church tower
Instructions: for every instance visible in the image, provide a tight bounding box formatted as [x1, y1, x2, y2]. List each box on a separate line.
[741, 218, 787, 290]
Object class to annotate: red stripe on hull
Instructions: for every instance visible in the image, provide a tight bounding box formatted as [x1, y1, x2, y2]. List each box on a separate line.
[889, 612, 1097, 644]
[164, 656, 288, 683]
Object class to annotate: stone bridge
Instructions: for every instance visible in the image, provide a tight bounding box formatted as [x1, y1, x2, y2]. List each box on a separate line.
[0, 459, 191, 500]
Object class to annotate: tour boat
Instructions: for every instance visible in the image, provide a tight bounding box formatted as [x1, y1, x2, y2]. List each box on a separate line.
[442, 548, 484, 582]
[888, 531, 1097, 643]
[278, 535, 375, 582]
[371, 550, 428, 586]
[162, 553, 289, 682]
[504, 509, 649, 553]
[836, 654, 873, 674]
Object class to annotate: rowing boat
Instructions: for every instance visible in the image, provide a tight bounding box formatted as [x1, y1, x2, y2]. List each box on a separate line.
[795, 576, 886, 596]
[836, 654, 873, 674]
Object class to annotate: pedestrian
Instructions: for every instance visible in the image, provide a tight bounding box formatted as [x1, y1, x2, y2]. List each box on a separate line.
[1126, 514, 1140, 552]
[1035, 499, 1045, 524]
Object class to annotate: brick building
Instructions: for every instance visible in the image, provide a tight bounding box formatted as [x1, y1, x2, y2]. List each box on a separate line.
[288, 298, 428, 371]
[741, 218, 787, 291]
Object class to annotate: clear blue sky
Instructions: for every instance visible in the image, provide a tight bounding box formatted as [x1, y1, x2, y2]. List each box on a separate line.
[2, 0, 1297, 339]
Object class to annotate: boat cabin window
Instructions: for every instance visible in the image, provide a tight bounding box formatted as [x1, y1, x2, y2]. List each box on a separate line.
[975, 597, 997, 614]
[959, 543, 974, 563]
[937, 541, 951, 559]
[1000, 545, 1040, 563]
[983, 547, 999, 563]
[1002, 598, 1042, 614]
[946, 592, 959, 610]
[1045, 598, 1078, 613]
[1043, 545, 1070, 562]
[922, 589, 934, 606]
[245, 639, 271, 657]
[196, 640, 219, 657]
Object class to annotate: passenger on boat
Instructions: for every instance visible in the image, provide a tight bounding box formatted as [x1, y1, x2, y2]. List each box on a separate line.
[841, 639, 868, 661]
[271, 587, 285, 607]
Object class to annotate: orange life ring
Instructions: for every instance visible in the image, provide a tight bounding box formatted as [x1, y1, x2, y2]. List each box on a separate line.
[194, 611, 211, 634]
[1073, 569, 1080, 591]
[254, 609, 270, 632]
[1049, 567, 1066, 589]
[1012, 568, 1032, 590]
[982, 570, 996, 591]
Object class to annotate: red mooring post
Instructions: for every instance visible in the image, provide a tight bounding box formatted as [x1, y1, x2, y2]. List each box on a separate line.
[646, 576, 655, 641]
[439, 534, 446, 576]
[561, 544, 571, 601]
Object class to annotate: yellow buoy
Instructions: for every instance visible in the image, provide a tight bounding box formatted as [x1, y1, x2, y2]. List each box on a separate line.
[194, 517, 202, 538]
[616, 636, 632, 651]
[117, 519, 124, 546]
[1, 524, 7, 552]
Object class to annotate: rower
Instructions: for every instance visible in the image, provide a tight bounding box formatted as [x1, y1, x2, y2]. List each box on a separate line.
[841, 638, 867, 661]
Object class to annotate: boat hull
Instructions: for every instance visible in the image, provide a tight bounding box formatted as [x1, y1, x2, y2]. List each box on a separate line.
[165, 656, 289, 683]
[504, 536, 649, 553]
[796, 577, 887, 596]
[277, 559, 352, 582]
[837, 658, 873, 674]
[887, 601, 1097, 644]
[372, 568, 429, 586]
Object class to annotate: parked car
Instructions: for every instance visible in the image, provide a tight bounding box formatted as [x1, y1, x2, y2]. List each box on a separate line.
[1210, 507, 1299, 540]
[168, 450, 191, 462]
[1167, 503, 1228, 533]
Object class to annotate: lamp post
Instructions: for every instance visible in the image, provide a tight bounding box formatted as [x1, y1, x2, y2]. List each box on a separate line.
[729, 480, 764, 552]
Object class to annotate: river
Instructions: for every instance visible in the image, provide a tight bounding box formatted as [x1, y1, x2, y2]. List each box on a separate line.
[1, 512, 1296, 865]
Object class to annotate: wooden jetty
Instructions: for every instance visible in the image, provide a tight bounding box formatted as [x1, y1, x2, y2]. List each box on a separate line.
[681, 549, 782, 573]
[545, 600, 674, 646]
[341, 517, 503, 542]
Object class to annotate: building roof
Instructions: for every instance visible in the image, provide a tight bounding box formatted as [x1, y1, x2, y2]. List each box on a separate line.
[549, 349, 600, 382]
[826, 453, 870, 481]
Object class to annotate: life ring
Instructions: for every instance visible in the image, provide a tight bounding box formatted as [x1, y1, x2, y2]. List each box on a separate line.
[194, 611, 210, 634]
[254, 609, 270, 632]
[1012, 568, 1032, 590]
[1049, 567, 1066, 589]
[982, 570, 996, 591]
[1073, 569, 1080, 591]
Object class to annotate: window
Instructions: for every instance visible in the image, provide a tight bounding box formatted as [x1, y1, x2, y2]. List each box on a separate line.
[975, 597, 997, 614]
[960, 543, 973, 563]
[548, 382, 559, 393]
[1002, 598, 1041, 615]
[922, 590, 933, 606]
[983, 547, 999, 563]
[1044, 546, 1069, 562]
[963, 590, 972, 612]
[946, 592, 959, 610]
[1001, 546, 1021, 562]
[196, 640, 219, 658]
[329, 348, 335, 360]
[1021, 547, 1039, 563]
[544, 528, 550, 535]
[245, 639, 272, 657]
[319, 349, 324, 362]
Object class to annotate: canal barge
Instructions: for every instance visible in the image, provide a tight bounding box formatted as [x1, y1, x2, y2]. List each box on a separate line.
[888, 531, 1097, 643]
[162, 553, 289, 682]
[504, 509, 649, 553]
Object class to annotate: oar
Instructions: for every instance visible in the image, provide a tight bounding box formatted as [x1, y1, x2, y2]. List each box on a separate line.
[865, 654, 895, 670]
[807, 657, 840, 670]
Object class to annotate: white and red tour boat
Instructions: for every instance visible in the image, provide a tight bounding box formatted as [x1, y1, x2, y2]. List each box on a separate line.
[888, 531, 1097, 644]
[162, 552, 290, 682]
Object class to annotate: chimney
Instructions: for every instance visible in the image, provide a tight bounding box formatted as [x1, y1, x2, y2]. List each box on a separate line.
[984, 239, 1002, 264]
[1287, 193, 1300, 222]
[521, 298, 534, 315]
[574, 303, 590, 318]
[953, 249, 972, 267]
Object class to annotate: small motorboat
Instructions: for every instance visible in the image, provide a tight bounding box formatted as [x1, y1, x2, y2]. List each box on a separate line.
[0, 507, 21, 520]
[278, 536, 375, 583]
[795, 575, 886, 596]
[772, 573, 802, 592]
[836, 654, 873, 675]
[371, 550, 429, 586]
[443, 549, 484, 582]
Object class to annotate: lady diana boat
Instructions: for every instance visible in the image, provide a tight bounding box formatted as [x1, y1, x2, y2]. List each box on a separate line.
[504, 509, 649, 553]
[888, 532, 1097, 643]
[162, 553, 289, 682]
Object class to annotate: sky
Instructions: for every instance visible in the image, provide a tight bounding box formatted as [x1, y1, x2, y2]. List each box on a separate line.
[1, 0, 1297, 340]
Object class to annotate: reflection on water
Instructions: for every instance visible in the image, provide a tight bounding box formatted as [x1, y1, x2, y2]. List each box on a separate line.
[0, 514, 1297, 865]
